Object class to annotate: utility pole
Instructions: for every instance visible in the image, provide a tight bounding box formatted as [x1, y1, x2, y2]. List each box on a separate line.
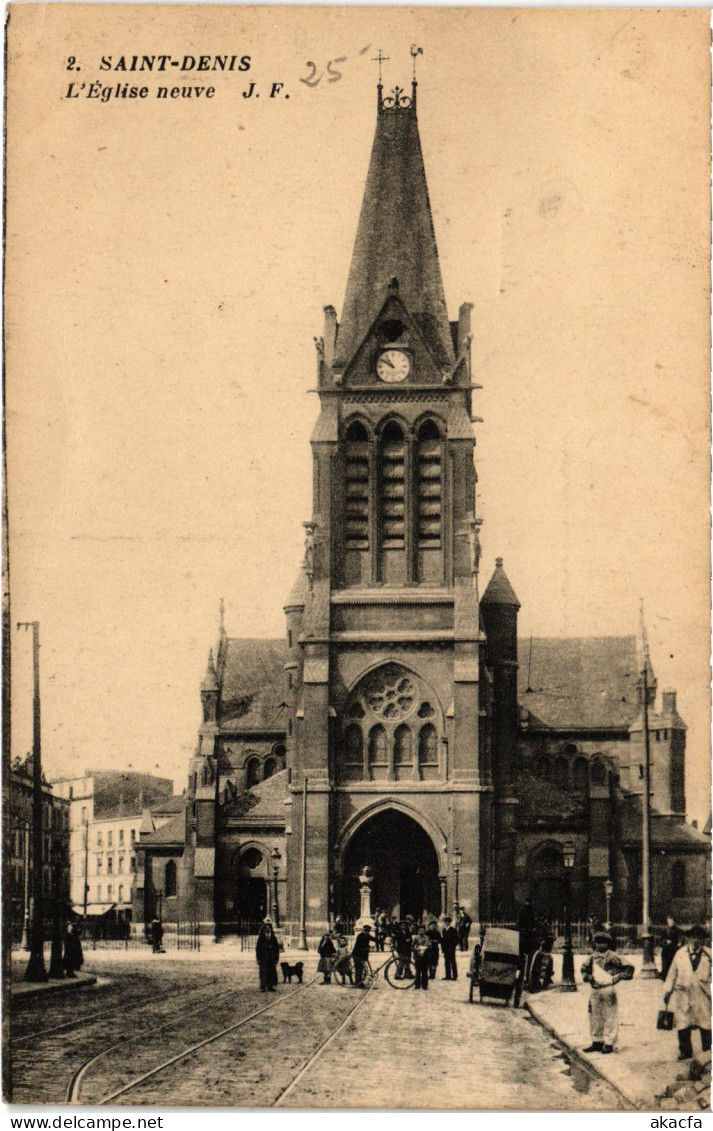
[639, 603, 658, 978]
[298, 776, 308, 950]
[83, 816, 89, 919]
[18, 621, 47, 982]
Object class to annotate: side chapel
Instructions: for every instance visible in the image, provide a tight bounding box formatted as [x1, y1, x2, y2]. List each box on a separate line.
[135, 75, 709, 940]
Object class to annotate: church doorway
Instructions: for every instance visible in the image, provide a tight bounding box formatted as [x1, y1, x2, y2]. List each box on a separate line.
[233, 847, 268, 926]
[341, 809, 440, 922]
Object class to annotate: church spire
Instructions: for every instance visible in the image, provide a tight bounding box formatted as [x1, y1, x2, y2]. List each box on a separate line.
[335, 69, 454, 372]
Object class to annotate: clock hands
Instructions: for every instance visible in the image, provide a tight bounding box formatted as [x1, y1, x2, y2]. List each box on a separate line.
[381, 355, 395, 368]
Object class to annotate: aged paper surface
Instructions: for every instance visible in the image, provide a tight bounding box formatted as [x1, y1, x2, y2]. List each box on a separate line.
[5, 4, 711, 1111]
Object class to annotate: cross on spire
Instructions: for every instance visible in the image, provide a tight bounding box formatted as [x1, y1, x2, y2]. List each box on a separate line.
[371, 49, 389, 85]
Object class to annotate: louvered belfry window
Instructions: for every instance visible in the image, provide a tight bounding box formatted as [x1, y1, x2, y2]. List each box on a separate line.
[417, 419, 442, 546]
[380, 421, 406, 547]
[345, 421, 370, 548]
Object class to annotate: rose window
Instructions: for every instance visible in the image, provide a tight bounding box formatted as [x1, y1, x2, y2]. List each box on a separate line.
[363, 667, 416, 721]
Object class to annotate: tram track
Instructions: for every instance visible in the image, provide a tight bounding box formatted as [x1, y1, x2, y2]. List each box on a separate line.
[71, 958, 388, 1107]
[12, 977, 223, 1047]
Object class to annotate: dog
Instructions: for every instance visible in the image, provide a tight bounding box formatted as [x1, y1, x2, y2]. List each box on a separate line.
[280, 960, 304, 984]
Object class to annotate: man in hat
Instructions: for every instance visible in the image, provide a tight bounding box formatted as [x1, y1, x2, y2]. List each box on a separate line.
[351, 923, 372, 987]
[441, 916, 459, 980]
[426, 919, 442, 980]
[412, 925, 431, 990]
[581, 930, 634, 1053]
[663, 924, 711, 1060]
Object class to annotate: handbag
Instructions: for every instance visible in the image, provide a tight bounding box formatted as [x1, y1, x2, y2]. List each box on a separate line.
[657, 1009, 675, 1030]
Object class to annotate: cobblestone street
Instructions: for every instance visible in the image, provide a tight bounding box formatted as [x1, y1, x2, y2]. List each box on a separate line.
[10, 951, 625, 1109]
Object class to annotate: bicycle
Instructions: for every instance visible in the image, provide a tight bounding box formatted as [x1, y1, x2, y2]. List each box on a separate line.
[383, 948, 417, 990]
[332, 954, 377, 988]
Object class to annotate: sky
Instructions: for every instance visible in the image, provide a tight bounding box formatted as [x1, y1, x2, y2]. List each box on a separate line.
[6, 6, 710, 822]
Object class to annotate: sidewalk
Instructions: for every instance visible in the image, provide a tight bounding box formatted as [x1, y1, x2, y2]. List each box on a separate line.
[526, 954, 710, 1111]
[11, 969, 97, 1000]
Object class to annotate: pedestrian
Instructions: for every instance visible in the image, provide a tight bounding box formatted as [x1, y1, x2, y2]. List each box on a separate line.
[150, 917, 164, 954]
[426, 919, 441, 979]
[662, 924, 711, 1060]
[334, 933, 353, 985]
[660, 917, 681, 982]
[412, 926, 431, 990]
[441, 915, 459, 980]
[393, 920, 413, 979]
[63, 921, 84, 977]
[255, 917, 280, 992]
[581, 929, 634, 1054]
[318, 929, 337, 985]
[517, 898, 539, 983]
[351, 923, 372, 986]
[457, 907, 472, 952]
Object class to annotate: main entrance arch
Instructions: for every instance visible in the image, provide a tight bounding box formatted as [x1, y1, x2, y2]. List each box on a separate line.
[340, 808, 441, 922]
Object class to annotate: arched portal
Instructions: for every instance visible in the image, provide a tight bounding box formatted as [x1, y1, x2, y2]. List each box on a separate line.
[232, 846, 268, 924]
[341, 809, 440, 922]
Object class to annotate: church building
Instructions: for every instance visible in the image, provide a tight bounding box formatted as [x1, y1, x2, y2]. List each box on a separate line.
[134, 77, 708, 941]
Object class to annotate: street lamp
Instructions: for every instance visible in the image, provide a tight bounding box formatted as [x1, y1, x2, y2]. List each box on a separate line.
[270, 847, 281, 928]
[560, 839, 577, 992]
[604, 877, 614, 931]
[20, 821, 31, 951]
[453, 846, 462, 915]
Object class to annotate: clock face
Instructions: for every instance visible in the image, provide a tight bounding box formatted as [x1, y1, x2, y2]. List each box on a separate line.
[376, 349, 411, 383]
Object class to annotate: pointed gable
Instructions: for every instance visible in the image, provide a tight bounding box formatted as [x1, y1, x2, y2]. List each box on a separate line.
[335, 87, 454, 372]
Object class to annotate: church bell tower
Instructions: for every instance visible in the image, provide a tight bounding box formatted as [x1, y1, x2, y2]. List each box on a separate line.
[284, 69, 492, 940]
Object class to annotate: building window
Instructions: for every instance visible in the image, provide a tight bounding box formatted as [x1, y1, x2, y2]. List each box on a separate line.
[573, 758, 588, 792]
[379, 421, 406, 551]
[107, 857, 113, 874]
[108, 831, 113, 848]
[638, 764, 644, 780]
[246, 758, 261, 788]
[81, 806, 87, 823]
[97, 832, 103, 848]
[165, 859, 177, 898]
[591, 760, 606, 785]
[672, 860, 686, 896]
[118, 856, 124, 873]
[97, 884, 101, 901]
[554, 757, 569, 789]
[394, 724, 413, 774]
[130, 829, 136, 844]
[416, 419, 442, 548]
[345, 421, 370, 548]
[130, 857, 137, 872]
[344, 724, 363, 766]
[368, 725, 388, 776]
[107, 884, 113, 901]
[663, 729, 669, 740]
[418, 724, 438, 769]
[119, 829, 124, 846]
[287, 629, 293, 648]
[96, 857, 103, 874]
[118, 884, 124, 903]
[263, 758, 278, 780]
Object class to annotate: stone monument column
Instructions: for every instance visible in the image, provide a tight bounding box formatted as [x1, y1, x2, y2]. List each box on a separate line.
[356, 866, 374, 929]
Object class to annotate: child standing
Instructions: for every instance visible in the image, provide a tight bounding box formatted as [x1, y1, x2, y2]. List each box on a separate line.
[580, 930, 634, 1054]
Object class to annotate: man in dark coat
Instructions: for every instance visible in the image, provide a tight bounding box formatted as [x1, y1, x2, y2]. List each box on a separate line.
[426, 919, 441, 979]
[441, 916, 459, 980]
[351, 923, 372, 986]
[255, 918, 280, 991]
[150, 917, 164, 953]
[456, 908, 473, 952]
[413, 926, 431, 990]
[63, 922, 84, 977]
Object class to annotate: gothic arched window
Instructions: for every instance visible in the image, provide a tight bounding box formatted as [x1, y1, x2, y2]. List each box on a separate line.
[554, 757, 569, 789]
[165, 859, 177, 898]
[418, 724, 439, 777]
[591, 759, 606, 785]
[416, 420, 442, 547]
[345, 421, 370, 548]
[344, 724, 363, 765]
[672, 859, 686, 896]
[368, 725, 388, 777]
[246, 758, 261, 787]
[394, 724, 413, 773]
[574, 757, 588, 792]
[263, 758, 277, 780]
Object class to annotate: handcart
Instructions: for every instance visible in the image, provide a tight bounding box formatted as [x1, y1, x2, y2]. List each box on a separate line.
[468, 927, 524, 1007]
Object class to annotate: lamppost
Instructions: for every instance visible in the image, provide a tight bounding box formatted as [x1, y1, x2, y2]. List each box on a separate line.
[560, 839, 577, 991]
[270, 847, 281, 928]
[453, 847, 462, 916]
[604, 877, 614, 931]
[20, 821, 31, 951]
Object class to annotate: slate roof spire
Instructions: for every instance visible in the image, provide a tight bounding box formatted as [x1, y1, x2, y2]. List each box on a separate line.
[336, 74, 454, 370]
[481, 558, 521, 608]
